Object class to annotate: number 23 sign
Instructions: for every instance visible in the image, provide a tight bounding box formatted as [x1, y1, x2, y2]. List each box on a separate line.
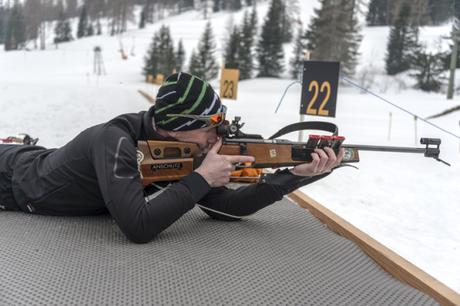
[300, 61, 340, 118]
[220, 68, 240, 100]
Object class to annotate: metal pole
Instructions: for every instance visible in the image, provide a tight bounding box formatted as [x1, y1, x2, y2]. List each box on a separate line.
[414, 116, 418, 146]
[298, 51, 310, 142]
[388, 112, 392, 141]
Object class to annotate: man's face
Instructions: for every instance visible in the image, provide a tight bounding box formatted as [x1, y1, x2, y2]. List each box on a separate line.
[171, 126, 218, 154]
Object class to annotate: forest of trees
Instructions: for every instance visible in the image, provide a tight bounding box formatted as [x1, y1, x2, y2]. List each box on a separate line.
[1, 0, 459, 92]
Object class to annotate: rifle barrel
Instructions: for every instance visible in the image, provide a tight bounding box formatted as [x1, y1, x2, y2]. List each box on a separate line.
[343, 144, 426, 154]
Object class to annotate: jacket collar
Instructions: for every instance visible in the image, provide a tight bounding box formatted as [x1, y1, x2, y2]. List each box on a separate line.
[141, 111, 175, 141]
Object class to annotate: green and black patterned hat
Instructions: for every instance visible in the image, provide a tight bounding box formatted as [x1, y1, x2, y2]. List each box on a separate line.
[150, 72, 224, 131]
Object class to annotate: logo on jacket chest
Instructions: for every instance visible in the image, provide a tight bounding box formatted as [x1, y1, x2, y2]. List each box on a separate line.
[136, 150, 145, 178]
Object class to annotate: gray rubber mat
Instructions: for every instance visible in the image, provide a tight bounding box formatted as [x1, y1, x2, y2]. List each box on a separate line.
[0, 197, 437, 305]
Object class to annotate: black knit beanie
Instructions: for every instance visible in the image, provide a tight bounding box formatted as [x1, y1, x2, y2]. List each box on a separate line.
[149, 72, 223, 131]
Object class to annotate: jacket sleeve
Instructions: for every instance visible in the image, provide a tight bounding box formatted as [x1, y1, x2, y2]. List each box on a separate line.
[91, 127, 211, 243]
[198, 169, 332, 221]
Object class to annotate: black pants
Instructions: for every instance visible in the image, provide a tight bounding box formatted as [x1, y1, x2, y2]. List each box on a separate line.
[0, 144, 21, 211]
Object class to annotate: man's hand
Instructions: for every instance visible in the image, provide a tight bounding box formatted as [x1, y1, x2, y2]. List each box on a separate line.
[195, 138, 255, 187]
[290, 147, 345, 177]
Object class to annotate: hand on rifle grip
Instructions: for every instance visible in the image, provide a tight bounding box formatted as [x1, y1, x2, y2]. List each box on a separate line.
[195, 138, 255, 187]
[291, 147, 345, 177]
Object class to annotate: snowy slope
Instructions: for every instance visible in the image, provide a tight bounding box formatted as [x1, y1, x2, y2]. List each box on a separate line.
[1, 1, 459, 293]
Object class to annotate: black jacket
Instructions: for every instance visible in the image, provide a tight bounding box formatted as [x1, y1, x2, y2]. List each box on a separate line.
[3, 112, 327, 243]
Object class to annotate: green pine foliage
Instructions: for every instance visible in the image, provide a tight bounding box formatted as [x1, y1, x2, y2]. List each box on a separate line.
[139, 8, 146, 29]
[143, 25, 177, 78]
[256, 0, 285, 77]
[229, 0, 242, 11]
[188, 22, 219, 80]
[54, 1, 74, 44]
[4, 2, 26, 51]
[305, 0, 362, 77]
[410, 49, 445, 92]
[223, 25, 241, 69]
[366, 0, 391, 26]
[175, 39, 186, 72]
[188, 50, 200, 77]
[238, 9, 257, 80]
[213, 0, 223, 12]
[280, 0, 293, 43]
[0, 5, 5, 45]
[428, 0, 452, 25]
[289, 26, 306, 80]
[77, 5, 89, 39]
[385, 3, 420, 75]
[87, 23, 94, 36]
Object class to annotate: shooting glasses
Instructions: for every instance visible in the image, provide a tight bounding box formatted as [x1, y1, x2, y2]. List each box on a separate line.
[166, 105, 227, 128]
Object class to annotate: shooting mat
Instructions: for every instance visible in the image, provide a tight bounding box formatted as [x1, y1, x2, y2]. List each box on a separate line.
[0, 197, 437, 305]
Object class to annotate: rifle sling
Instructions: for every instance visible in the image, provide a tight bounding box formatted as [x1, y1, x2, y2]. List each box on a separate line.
[268, 121, 338, 139]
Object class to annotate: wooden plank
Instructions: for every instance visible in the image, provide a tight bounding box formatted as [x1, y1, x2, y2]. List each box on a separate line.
[288, 190, 460, 306]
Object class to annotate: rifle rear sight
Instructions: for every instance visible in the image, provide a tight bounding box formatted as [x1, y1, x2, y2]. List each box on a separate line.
[217, 117, 263, 139]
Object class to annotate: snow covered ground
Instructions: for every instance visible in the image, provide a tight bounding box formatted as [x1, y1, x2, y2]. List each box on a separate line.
[1, 2, 459, 293]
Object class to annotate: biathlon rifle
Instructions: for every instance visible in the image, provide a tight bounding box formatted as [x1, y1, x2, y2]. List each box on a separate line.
[137, 117, 449, 186]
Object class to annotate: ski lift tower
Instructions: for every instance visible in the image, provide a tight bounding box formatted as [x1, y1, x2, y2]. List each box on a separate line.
[93, 46, 106, 76]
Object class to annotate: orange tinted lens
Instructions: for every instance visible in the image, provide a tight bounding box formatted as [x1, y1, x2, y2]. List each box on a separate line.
[210, 113, 224, 124]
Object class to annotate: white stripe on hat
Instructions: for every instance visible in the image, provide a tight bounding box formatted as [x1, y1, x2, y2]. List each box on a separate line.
[157, 91, 176, 100]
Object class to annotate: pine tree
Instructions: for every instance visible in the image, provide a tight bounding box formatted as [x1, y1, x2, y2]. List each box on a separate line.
[96, 19, 102, 35]
[256, 0, 285, 77]
[409, 0, 430, 26]
[289, 26, 306, 79]
[410, 49, 445, 92]
[223, 25, 240, 69]
[188, 22, 219, 80]
[213, 0, 222, 12]
[175, 39, 186, 72]
[366, 0, 391, 26]
[305, 0, 362, 77]
[0, 4, 6, 45]
[228, 0, 242, 11]
[280, 0, 293, 43]
[139, 7, 146, 29]
[428, 0, 452, 25]
[385, 2, 420, 75]
[188, 49, 201, 76]
[238, 9, 257, 80]
[143, 25, 176, 78]
[4, 2, 26, 51]
[77, 4, 89, 38]
[54, 1, 73, 44]
[143, 34, 160, 78]
[87, 23, 94, 36]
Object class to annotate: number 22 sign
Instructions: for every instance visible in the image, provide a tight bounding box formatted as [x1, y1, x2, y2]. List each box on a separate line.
[300, 61, 340, 118]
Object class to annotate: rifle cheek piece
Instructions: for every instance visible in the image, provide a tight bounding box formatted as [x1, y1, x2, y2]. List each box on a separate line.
[260, 169, 331, 194]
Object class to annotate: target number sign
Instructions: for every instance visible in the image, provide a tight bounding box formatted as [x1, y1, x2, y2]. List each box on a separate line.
[220, 68, 240, 100]
[300, 61, 340, 118]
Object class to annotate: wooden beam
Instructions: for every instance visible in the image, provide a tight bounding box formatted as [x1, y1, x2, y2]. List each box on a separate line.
[288, 190, 460, 306]
[138, 89, 156, 104]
